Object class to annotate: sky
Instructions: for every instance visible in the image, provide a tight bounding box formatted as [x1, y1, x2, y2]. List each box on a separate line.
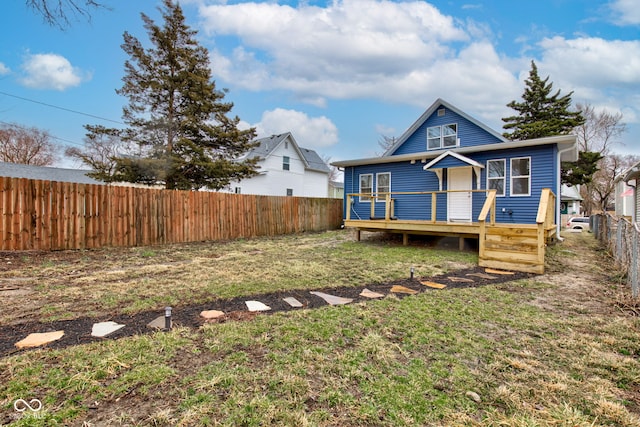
[0, 0, 639, 171]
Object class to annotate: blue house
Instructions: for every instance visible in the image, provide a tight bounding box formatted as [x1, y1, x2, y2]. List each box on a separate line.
[332, 99, 578, 273]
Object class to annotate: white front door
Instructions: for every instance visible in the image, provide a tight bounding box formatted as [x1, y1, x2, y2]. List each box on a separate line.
[447, 167, 472, 222]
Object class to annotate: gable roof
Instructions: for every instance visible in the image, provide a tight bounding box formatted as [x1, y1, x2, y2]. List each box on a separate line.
[423, 150, 484, 170]
[0, 161, 102, 185]
[243, 132, 331, 173]
[383, 98, 508, 156]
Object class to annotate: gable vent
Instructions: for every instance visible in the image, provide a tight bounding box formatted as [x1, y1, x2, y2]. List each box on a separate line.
[437, 108, 446, 117]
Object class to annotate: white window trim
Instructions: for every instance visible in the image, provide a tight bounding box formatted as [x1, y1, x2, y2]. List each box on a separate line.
[427, 123, 458, 150]
[359, 173, 373, 203]
[375, 172, 391, 202]
[486, 159, 506, 197]
[510, 157, 531, 197]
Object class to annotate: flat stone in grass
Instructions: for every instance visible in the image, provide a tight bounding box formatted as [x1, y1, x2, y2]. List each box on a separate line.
[15, 331, 64, 349]
[283, 297, 303, 308]
[147, 316, 171, 329]
[466, 273, 497, 280]
[485, 268, 515, 275]
[447, 277, 474, 283]
[245, 300, 271, 312]
[390, 285, 419, 294]
[420, 281, 447, 289]
[200, 310, 225, 320]
[91, 321, 125, 338]
[310, 291, 353, 305]
[360, 288, 385, 298]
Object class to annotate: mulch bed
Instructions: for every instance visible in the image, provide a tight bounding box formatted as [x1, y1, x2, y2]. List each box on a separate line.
[0, 266, 533, 358]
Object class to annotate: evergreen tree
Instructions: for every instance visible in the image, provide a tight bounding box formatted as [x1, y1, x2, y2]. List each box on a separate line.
[113, 0, 258, 190]
[502, 61, 584, 140]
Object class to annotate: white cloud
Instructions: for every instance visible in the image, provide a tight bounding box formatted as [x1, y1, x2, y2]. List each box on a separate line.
[200, 0, 469, 100]
[0, 63, 10, 75]
[19, 53, 89, 90]
[253, 108, 339, 148]
[609, 0, 640, 26]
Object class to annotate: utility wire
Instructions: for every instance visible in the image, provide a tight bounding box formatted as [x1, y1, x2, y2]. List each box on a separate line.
[0, 120, 85, 147]
[0, 90, 124, 125]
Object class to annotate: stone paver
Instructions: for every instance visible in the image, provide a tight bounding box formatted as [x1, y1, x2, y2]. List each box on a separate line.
[91, 321, 125, 338]
[15, 331, 64, 349]
[360, 288, 385, 298]
[485, 268, 515, 275]
[390, 285, 419, 294]
[420, 281, 447, 289]
[283, 297, 303, 308]
[200, 310, 225, 320]
[310, 291, 353, 305]
[246, 300, 271, 312]
[147, 316, 171, 329]
[448, 277, 474, 283]
[466, 273, 497, 280]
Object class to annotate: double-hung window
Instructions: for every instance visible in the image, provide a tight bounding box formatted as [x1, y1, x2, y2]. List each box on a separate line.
[427, 124, 457, 150]
[510, 157, 531, 196]
[487, 159, 505, 196]
[359, 174, 373, 202]
[283, 156, 290, 171]
[376, 172, 391, 202]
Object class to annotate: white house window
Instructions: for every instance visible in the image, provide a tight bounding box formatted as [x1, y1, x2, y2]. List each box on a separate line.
[487, 159, 505, 196]
[376, 172, 391, 202]
[234, 187, 241, 194]
[427, 124, 457, 150]
[359, 173, 373, 202]
[283, 156, 290, 171]
[511, 157, 531, 196]
[286, 188, 293, 196]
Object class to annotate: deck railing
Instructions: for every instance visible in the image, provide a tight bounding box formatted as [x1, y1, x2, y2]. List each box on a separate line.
[345, 189, 491, 222]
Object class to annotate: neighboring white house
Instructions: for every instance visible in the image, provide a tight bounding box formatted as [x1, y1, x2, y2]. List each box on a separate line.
[226, 133, 331, 198]
[615, 177, 635, 218]
[0, 161, 102, 184]
[620, 161, 640, 224]
[560, 184, 583, 216]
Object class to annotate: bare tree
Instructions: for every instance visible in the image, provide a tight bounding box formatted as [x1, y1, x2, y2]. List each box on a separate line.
[571, 103, 628, 214]
[65, 125, 129, 181]
[25, 0, 104, 29]
[0, 123, 58, 166]
[376, 135, 396, 156]
[574, 103, 626, 154]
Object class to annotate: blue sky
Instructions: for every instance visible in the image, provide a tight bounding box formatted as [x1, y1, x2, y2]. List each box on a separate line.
[1, 0, 639, 169]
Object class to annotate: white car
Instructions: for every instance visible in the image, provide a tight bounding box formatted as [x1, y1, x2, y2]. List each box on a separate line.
[566, 217, 590, 231]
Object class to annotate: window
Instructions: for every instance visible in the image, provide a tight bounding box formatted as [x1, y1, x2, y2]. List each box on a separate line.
[286, 188, 293, 196]
[376, 172, 391, 201]
[359, 174, 373, 202]
[510, 157, 531, 196]
[234, 187, 241, 194]
[486, 160, 505, 196]
[427, 124, 457, 150]
[283, 156, 290, 171]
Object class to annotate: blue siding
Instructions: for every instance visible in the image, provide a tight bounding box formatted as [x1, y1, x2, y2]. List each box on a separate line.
[344, 144, 558, 225]
[392, 107, 503, 156]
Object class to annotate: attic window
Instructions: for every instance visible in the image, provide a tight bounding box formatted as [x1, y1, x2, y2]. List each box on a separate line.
[427, 124, 458, 150]
[437, 108, 446, 117]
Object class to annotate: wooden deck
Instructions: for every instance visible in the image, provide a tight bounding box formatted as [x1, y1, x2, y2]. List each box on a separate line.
[344, 189, 557, 274]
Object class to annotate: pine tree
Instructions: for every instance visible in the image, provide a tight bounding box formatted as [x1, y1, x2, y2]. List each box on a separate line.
[114, 0, 258, 190]
[502, 61, 584, 140]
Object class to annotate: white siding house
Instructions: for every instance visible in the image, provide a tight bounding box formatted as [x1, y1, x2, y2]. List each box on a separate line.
[621, 162, 640, 224]
[226, 133, 331, 198]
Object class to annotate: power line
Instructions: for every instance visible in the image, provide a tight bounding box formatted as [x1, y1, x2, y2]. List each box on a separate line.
[0, 90, 124, 125]
[0, 120, 85, 147]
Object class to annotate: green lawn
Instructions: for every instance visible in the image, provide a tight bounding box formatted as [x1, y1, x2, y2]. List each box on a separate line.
[1, 231, 639, 426]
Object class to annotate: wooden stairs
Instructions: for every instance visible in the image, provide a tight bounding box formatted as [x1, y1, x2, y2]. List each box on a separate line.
[478, 188, 556, 274]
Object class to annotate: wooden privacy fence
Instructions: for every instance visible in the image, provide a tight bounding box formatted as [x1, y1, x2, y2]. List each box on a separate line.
[0, 177, 344, 251]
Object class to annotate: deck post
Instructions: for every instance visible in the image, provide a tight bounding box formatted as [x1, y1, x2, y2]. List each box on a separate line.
[385, 193, 391, 220]
[346, 195, 352, 221]
[459, 237, 465, 251]
[403, 233, 409, 246]
[370, 196, 375, 219]
[431, 193, 437, 223]
[356, 229, 361, 241]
